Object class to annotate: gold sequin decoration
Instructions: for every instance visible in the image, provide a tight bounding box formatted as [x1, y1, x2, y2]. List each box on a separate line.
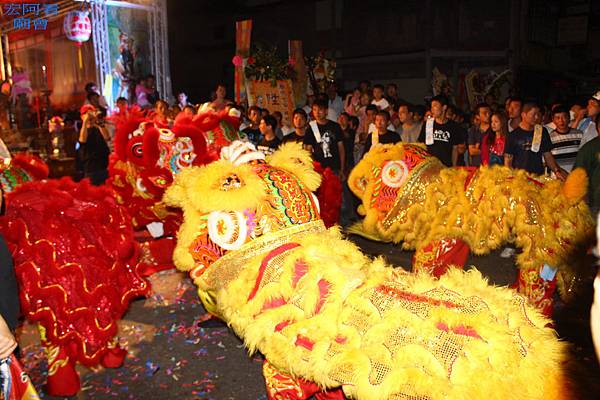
[369, 359, 392, 385]
[382, 159, 444, 230]
[201, 220, 325, 292]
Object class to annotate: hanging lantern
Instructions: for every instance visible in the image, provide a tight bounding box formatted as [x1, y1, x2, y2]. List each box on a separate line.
[64, 11, 92, 45]
[63, 11, 92, 69]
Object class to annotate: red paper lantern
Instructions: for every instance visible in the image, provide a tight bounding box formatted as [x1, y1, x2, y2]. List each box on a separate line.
[63, 11, 91, 46]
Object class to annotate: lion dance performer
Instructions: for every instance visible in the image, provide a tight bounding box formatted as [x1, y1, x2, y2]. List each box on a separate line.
[164, 141, 570, 400]
[0, 155, 149, 396]
[347, 143, 594, 317]
[109, 107, 247, 274]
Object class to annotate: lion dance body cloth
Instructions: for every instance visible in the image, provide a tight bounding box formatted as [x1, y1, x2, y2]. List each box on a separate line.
[0, 178, 149, 397]
[348, 143, 594, 316]
[165, 142, 571, 400]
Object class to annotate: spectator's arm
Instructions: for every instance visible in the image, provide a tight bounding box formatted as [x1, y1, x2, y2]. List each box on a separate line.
[468, 143, 481, 156]
[338, 140, 345, 176]
[543, 152, 567, 181]
[452, 145, 459, 166]
[504, 153, 513, 168]
[78, 113, 90, 143]
[0, 314, 17, 359]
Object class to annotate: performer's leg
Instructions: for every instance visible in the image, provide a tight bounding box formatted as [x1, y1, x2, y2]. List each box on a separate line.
[263, 360, 345, 400]
[413, 238, 470, 277]
[137, 238, 176, 277]
[101, 338, 127, 368]
[41, 326, 80, 397]
[516, 265, 557, 318]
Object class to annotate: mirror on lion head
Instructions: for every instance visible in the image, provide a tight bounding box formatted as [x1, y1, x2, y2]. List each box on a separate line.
[164, 141, 323, 272]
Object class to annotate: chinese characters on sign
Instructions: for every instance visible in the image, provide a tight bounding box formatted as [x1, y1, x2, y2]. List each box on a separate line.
[3, 3, 58, 31]
[247, 80, 295, 128]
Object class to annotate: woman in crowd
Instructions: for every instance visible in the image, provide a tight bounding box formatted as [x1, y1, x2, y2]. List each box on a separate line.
[344, 88, 362, 116]
[481, 111, 508, 166]
[153, 100, 171, 128]
[209, 83, 230, 112]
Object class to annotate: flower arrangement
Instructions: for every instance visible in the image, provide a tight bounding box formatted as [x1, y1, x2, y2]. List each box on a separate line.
[243, 44, 295, 85]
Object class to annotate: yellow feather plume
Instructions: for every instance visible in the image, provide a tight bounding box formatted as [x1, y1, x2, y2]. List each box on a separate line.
[267, 142, 322, 192]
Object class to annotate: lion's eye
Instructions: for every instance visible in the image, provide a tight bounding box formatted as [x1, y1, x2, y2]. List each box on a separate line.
[221, 174, 242, 191]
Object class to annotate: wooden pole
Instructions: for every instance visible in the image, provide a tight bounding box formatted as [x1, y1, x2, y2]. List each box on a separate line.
[234, 20, 252, 105]
[288, 40, 307, 109]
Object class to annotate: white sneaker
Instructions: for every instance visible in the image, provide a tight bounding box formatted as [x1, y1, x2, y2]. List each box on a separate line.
[500, 247, 516, 258]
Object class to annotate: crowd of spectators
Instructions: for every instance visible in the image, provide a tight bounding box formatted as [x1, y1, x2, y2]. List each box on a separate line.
[78, 79, 600, 219]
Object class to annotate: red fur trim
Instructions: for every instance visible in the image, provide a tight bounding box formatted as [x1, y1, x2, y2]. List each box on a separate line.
[174, 113, 192, 126]
[111, 107, 148, 162]
[10, 153, 49, 180]
[192, 111, 220, 132]
[314, 164, 342, 228]
[142, 126, 161, 167]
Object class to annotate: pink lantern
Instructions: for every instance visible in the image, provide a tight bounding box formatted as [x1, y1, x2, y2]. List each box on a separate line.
[63, 11, 92, 46]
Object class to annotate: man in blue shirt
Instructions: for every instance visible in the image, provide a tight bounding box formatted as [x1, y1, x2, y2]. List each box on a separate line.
[504, 102, 566, 180]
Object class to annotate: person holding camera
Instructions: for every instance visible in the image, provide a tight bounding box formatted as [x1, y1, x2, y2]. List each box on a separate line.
[78, 105, 110, 185]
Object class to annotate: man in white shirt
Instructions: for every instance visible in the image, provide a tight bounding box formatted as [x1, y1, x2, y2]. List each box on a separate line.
[371, 84, 390, 112]
[327, 84, 343, 121]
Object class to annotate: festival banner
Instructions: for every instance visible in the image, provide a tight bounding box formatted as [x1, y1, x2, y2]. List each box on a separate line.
[235, 20, 252, 104]
[288, 40, 307, 108]
[246, 80, 294, 127]
[107, 6, 152, 106]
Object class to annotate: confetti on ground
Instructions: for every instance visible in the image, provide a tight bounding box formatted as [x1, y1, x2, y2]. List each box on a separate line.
[14, 252, 600, 399]
[17, 271, 265, 399]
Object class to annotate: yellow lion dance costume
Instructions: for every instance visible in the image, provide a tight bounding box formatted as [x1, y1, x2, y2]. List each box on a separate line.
[348, 143, 594, 317]
[164, 142, 570, 400]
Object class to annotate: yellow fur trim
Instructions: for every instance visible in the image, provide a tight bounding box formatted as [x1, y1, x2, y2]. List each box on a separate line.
[167, 144, 572, 399]
[563, 167, 588, 205]
[267, 142, 322, 192]
[194, 229, 568, 400]
[164, 160, 266, 213]
[350, 146, 594, 301]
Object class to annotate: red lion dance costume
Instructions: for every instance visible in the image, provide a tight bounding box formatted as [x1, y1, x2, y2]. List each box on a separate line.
[108, 108, 246, 275]
[0, 156, 149, 397]
[109, 108, 342, 275]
